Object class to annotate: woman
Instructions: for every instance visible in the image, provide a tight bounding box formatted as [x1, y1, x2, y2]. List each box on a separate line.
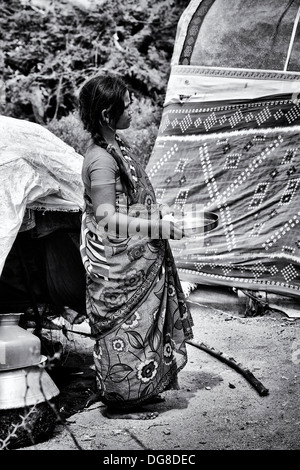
[78, 72, 193, 420]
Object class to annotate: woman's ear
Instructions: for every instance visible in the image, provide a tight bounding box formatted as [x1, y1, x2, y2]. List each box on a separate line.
[101, 109, 109, 123]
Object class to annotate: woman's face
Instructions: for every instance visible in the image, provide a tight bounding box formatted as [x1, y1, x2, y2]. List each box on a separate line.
[115, 90, 132, 130]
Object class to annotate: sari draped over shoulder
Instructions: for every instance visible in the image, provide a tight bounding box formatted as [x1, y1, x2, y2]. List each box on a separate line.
[80, 135, 193, 409]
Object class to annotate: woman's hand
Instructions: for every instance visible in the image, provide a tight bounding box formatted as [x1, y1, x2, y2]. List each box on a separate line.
[159, 218, 185, 240]
[159, 203, 172, 219]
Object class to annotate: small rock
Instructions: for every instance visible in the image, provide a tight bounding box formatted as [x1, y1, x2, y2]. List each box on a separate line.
[229, 383, 236, 389]
[205, 386, 211, 390]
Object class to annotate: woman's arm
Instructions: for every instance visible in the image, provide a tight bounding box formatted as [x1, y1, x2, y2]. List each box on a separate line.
[91, 183, 184, 240]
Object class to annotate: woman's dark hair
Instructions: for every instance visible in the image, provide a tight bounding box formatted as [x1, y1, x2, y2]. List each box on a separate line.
[78, 72, 128, 138]
[78, 72, 136, 200]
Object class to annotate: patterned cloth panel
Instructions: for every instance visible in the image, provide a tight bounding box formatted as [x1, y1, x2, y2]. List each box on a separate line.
[146, 0, 300, 297]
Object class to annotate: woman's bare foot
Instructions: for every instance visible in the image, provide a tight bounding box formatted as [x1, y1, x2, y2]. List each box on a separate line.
[105, 407, 159, 420]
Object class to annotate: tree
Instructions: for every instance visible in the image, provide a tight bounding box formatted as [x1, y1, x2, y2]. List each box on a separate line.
[0, 0, 188, 123]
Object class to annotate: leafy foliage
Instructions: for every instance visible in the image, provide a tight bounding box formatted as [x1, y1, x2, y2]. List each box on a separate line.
[0, 0, 186, 114]
[46, 96, 161, 167]
[0, 0, 188, 164]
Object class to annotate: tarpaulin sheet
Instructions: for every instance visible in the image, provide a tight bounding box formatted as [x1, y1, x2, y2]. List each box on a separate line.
[0, 116, 84, 276]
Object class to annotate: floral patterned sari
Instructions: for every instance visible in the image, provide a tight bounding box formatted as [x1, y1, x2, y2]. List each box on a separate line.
[80, 135, 193, 409]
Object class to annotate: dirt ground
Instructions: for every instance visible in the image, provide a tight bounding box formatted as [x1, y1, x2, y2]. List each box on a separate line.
[9, 285, 300, 454]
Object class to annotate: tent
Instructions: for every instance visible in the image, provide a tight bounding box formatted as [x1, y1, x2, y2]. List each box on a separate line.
[0, 116, 86, 322]
[1, 0, 300, 321]
[145, 0, 300, 301]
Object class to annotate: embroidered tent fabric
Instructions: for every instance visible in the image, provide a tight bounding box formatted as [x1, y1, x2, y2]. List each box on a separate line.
[146, 0, 300, 298]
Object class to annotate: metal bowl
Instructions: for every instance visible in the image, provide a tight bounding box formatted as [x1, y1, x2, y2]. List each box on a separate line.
[0, 357, 60, 410]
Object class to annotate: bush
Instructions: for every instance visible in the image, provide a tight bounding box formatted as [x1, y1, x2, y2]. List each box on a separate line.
[46, 95, 161, 167]
[46, 112, 89, 156]
[0, 0, 187, 123]
[1, 0, 187, 166]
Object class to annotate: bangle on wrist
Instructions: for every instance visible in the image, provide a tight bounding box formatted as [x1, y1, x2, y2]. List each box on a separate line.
[151, 219, 162, 239]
